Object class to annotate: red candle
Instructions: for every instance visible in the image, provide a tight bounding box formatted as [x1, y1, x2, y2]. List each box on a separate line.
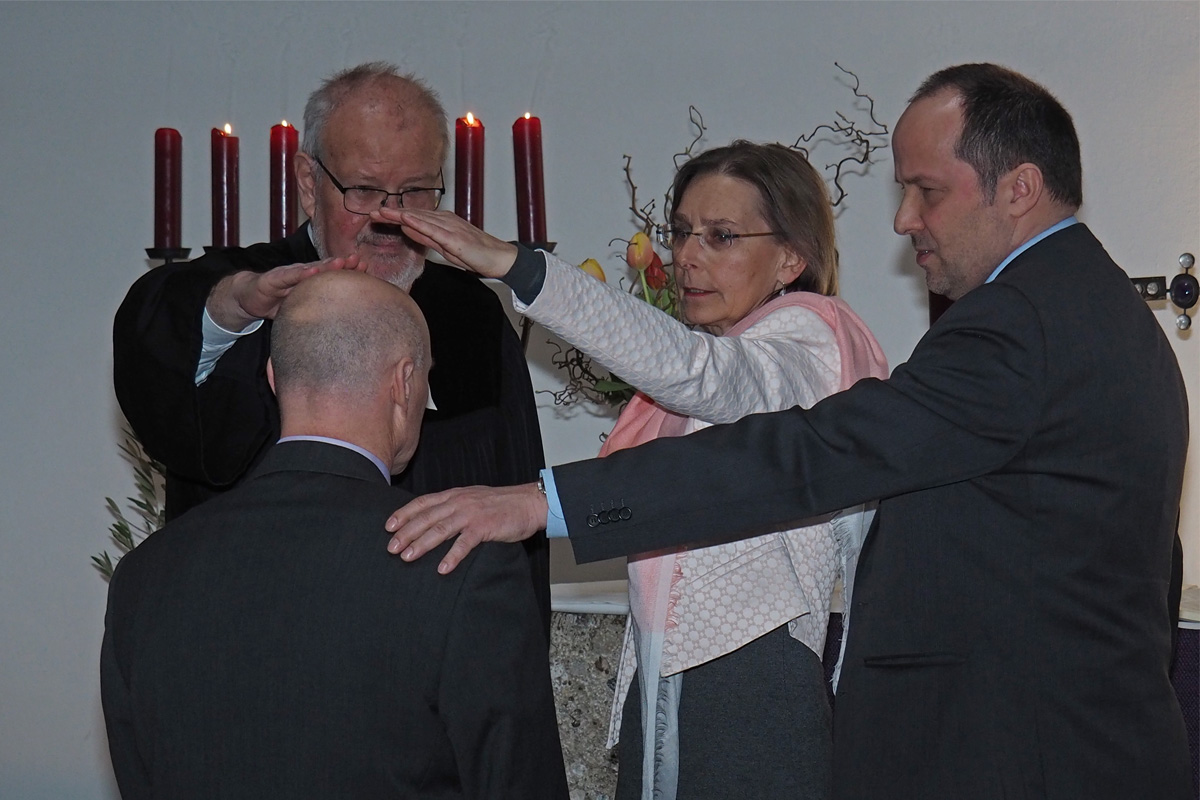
[154, 128, 182, 250]
[512, 113, 546, 244]
[269, 120, 298, 241]
[211, 124, 240, 248]
[455, 112, 485, 228]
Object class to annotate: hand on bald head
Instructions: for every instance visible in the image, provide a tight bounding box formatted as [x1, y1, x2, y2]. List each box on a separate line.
[268, 271, 430, 456]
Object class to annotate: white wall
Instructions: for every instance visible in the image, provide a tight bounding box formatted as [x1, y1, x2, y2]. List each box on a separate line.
[0, 2, 1195, 796]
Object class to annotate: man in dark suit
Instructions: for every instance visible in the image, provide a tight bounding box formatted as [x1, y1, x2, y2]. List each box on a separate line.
[385, 64, 1191, 798]
[101, 271, 567, 799]
[112, 62, 550, 633]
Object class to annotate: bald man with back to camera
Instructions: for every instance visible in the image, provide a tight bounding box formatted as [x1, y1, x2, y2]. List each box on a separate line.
[101, 271, 567, 800]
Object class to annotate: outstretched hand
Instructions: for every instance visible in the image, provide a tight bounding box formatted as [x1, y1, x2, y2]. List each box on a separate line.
[371, 208, 518, 279]
[385, 483, 549, 574]
[206, 254, 364, 331]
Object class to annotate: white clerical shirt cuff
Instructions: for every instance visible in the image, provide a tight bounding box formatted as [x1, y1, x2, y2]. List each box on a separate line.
[196, 308, 263, 385]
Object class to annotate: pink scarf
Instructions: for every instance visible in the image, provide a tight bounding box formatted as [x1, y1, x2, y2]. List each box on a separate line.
[600, 290, 888, 639]
[600, 291, 888, 797]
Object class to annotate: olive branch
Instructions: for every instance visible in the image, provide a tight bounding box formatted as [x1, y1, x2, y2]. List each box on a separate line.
[93, 427, 166, 581]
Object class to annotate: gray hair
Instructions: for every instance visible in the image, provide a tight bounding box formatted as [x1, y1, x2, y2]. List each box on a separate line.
[301, 61, 450, 162]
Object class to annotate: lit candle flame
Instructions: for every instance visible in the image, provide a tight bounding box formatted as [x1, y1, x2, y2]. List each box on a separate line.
[280, 120, 290, 127]
[465, 112, 476, 126]
[223, 123, 232, 135]
[524, 112, 531, 120]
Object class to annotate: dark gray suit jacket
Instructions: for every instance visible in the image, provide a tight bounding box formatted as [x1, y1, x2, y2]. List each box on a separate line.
[556, 225, 1191, 799]
[101, 440, 567, 800]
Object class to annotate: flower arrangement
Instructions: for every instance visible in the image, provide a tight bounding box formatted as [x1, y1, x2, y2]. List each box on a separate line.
[622, 232, 675, 316]
[544, 231, 680, 407]
[543, 64, 888, 410]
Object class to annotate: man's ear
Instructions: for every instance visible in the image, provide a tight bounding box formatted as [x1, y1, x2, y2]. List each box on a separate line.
[296, 151, 317, 221]
[266, 357, 277, 396]
[1002, 162, 1044, 218]
[390, 357, 417, 414]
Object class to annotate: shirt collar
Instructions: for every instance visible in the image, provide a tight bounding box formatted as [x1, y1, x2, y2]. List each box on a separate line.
[276, 435, 391, 482]
[985, 216, 1078, 284]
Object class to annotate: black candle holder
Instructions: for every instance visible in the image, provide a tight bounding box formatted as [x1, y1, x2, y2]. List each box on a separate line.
[145, 247, 192, 265]
[517, 241, 556, 352]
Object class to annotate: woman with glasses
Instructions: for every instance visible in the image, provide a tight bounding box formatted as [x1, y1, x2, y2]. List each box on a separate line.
[380, 140, 887, 800]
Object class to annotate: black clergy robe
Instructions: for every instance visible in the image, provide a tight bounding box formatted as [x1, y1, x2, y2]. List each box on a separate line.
[112, 224, 550, 631]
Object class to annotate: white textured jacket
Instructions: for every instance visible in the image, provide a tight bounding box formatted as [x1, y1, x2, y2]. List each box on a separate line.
[513, 251, 887, 746]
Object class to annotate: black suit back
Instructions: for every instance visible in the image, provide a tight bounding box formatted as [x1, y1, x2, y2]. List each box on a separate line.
[101, 442, 567, 799]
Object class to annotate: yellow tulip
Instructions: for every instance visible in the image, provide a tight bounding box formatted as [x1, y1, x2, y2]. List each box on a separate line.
[625, 231, 655, 272]
[577, 258, 607, 282]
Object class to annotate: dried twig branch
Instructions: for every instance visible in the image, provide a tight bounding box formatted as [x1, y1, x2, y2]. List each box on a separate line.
[537, 341, 634, 407]
[790, 63, 890, 206]
[664, 105, 708, 217]
[622, 154, 658, 233]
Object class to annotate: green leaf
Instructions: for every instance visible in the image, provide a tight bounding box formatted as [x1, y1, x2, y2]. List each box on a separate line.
[92, 552, 115, 581]
[96, 426, 166, 581]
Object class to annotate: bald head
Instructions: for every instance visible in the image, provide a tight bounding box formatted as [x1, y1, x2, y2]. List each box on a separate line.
[272, 271, 428, 399]
[269, 272, 431, 471]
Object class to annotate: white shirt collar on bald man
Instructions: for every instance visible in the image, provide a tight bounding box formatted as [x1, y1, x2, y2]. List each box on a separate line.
[277, 435, 391, 482]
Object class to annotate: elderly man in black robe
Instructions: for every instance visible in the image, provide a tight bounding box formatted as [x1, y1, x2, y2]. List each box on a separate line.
[113, 62, 549, 630]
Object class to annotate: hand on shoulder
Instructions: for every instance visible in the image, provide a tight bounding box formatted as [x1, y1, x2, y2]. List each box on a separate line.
[385, 483, 548, 575]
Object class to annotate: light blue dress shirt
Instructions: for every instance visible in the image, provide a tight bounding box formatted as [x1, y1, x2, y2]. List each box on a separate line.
[984, 216, 1078, 284]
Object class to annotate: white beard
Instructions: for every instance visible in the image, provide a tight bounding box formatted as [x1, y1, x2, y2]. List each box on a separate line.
[310, 218, 426, 292]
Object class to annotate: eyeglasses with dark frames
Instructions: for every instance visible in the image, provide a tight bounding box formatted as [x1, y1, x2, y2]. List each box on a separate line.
[655, 224, 780, 251]
[314, 156, 444, 214]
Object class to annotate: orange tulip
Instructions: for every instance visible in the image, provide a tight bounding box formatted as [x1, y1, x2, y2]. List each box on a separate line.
[625, 231, 655, 272]
[577, 258, 607, 282]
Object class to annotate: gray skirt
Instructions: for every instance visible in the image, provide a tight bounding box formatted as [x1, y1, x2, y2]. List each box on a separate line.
[615, 623, 832, 800]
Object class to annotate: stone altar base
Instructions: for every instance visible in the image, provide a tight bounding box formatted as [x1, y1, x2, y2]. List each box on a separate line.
[550, 611, 625, 800]
[550, 605, 1200, 799]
